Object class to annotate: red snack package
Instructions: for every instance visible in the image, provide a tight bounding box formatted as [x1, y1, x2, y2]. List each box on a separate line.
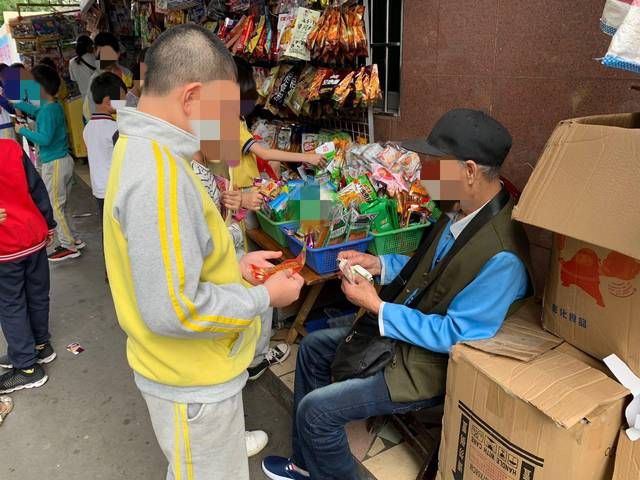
[250, 246, 306, 283]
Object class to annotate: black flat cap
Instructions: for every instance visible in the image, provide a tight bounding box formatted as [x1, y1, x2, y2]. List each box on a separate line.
[401, 108, 512, 167]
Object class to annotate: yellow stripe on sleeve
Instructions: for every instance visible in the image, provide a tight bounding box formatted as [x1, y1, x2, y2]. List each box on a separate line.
[152, 143, 248, 333]
[162, 146, 253, 328]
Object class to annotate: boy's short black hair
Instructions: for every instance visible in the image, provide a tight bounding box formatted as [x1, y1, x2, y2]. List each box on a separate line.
[233, 56, 257, 102]
[91, 71, 127, 104]
[94, 32, 120, 53]
[31, 64, 60, 97]
[38, 57, 57, 70]
[144, 24, 236, 95]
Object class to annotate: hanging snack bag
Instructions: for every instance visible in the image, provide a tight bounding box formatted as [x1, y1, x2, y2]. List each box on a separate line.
[286, 65, 317, 116]
[257, 65, 280, 99]
[332, 70, 355, 109]
[269, 64, 300, 110]
[246, 15, 265, 56]
[302, 133, 320, 152]
[283, 7, 321, 61]
[367, 64, 383, 104]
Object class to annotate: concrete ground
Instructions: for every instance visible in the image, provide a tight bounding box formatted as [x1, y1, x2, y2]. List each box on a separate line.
[0, 178, 292, 479]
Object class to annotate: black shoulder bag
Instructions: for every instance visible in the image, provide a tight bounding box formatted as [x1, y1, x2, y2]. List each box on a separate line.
[331, 188, 511, 382]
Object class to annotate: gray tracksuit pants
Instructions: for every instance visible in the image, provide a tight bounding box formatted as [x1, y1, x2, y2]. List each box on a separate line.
[40, 155, 76, 250]
[142, 391, 249, 480]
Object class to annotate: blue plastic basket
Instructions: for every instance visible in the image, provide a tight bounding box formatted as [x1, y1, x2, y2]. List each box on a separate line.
[282, 227, 372, 275]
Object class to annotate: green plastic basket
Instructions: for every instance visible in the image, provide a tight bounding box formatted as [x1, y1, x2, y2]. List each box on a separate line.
[256, 210, 297, 248]
[368, 223, 431, 255]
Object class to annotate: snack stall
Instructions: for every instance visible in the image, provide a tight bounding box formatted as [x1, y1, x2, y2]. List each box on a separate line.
[205, 1, 441, 340]
[7, 11, 89, 157]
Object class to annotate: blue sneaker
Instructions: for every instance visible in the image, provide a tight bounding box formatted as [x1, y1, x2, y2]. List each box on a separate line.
[262, 456, 310, 480]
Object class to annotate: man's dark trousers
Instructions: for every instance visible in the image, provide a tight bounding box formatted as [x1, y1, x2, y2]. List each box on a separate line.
[0, 248, 51, 369]
[291, 327, 442, 479]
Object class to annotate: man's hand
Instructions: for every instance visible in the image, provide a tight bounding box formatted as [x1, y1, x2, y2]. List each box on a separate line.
[337, 250, 382, 277]
[0, 208, 6, 224]
[264, 269, 304, 308]
[239, 250, 283, 285]
[221, 190, 242, 211]
[341, 275, 382, 315]
[241, 190, 263, 211]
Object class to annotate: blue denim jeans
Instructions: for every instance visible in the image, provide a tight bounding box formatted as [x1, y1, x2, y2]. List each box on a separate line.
[292, 327, 441, 480]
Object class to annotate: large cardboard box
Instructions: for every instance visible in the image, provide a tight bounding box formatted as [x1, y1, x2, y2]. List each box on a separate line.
[513, 113, 640, 372]
[612, 430, 640, 480]
[437, 315, 628, 480]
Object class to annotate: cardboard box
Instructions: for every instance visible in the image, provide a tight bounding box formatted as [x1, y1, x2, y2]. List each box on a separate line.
[437, 317, 628, 480]
[513, 113, 640, 372]
[612, 430, 640, 480]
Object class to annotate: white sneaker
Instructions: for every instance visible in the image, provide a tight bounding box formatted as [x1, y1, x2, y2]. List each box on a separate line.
[246, 430, 269, 457]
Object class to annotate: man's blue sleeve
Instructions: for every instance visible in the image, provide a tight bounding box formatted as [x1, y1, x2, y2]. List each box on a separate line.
[379, 254, 411, 285]
[379, 252, 529, 353]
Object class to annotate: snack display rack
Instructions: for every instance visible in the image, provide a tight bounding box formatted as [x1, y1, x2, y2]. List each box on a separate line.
[8, 12, 86, 97]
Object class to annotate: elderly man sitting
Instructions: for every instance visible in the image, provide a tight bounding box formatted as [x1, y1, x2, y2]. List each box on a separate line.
[263, 109, 533, 480]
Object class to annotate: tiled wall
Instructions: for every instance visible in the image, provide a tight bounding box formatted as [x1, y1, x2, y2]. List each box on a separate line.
[375, 0, 639, 292]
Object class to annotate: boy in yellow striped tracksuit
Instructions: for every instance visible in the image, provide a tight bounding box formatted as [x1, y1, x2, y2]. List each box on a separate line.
[103, 25, 304, 480]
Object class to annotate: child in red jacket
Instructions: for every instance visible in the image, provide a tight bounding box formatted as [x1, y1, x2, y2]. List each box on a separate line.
[0, 139, 57, 393]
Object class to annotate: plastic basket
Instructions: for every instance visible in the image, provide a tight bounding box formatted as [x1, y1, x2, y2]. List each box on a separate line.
[282, 227, 373, 275]
[256, 210, 297, 248]
[368, 223, 431, 256]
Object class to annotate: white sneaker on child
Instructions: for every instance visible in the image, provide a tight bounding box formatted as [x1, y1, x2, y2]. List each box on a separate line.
[246, 430, 269, 457]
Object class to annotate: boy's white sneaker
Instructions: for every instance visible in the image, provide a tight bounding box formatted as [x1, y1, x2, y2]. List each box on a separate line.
[246, 430, 269, 457]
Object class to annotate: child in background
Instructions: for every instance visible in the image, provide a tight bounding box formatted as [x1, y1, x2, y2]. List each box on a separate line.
[222, 57, 326, 382]
[0, 64, 16, 140]
[83, 72, 126, 222]
[223, 57, 325, 212]
[0, 139, 57, 393]
[14, 64, 83, 262]
[191, 150, 245, 254]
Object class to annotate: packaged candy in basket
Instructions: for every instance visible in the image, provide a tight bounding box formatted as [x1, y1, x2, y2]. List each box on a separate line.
[360, 198, 398, 233]
[264, 192, 289, 221]
[322, 206, 349, 247]
[345, 209, 374, 242]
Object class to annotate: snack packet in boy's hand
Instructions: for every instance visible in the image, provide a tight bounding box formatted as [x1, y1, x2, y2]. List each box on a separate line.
[250, 246, 306, 283]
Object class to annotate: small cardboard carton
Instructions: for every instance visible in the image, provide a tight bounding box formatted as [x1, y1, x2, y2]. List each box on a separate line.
[437, 313, 628, 480]
[513, 113, 640, 373]
[612, 430, 640, 480]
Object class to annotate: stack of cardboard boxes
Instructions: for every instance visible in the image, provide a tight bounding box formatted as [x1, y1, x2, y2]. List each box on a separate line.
[436, 113, 640, 480]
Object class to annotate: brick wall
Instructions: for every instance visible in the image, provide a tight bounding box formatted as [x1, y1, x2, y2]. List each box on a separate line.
[374, 0, 639, 293]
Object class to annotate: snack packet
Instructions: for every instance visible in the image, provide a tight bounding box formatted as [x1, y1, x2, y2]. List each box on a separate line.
[251, 245, 306, 283]
[346, 209, 374, 241]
